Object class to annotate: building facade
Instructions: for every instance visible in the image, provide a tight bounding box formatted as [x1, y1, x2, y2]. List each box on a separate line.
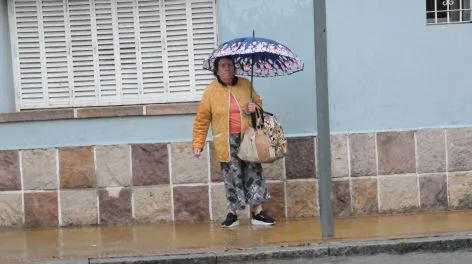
[0, 0, 471, 228]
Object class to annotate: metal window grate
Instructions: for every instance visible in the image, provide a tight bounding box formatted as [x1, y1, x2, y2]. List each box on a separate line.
[426, 0, 472, 24]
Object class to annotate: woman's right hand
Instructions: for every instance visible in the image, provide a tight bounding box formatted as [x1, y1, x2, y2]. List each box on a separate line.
[193, 148, 202, 158]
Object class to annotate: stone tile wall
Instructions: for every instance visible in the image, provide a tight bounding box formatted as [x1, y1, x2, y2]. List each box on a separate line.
[0, 127, 472, 228]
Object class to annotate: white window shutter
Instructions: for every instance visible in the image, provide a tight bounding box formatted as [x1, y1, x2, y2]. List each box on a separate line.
[41, 0, 72, 107]
[95, 0, 120, 105]
[116, 0, 140, 104]
[9, 0, 217, 110]
[68, 0, 98, 106]
[163, 0, 193, 102]
[10, 0, 44, 109]
[137, 0, 166, 103]
[190, 0, 216, 98]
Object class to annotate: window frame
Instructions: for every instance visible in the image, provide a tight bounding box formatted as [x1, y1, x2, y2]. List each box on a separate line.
[426, 0, 472, 25]
[7, 0, 218, 111]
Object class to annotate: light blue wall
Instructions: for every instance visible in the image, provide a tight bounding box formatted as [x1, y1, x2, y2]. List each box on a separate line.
[1, 0, 471, 150]
[327, 0, 472, 132]
[0, 0, 315, 150]
[0, 116, 195, 150]
[0, 0, 15, 112]
[217, 0, 316, 135]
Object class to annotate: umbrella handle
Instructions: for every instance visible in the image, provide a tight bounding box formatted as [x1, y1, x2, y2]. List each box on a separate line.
[250, 29, 255, 102]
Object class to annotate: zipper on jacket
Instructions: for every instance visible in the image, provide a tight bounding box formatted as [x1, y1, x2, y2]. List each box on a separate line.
[227, 88, 231, 162]
[230, 88, 244, 136]
[229, 87, 245, 162]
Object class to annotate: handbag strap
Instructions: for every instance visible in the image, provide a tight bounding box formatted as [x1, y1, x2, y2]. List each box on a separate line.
[248, 81, 266, 129]
[251, 108, 264, 129]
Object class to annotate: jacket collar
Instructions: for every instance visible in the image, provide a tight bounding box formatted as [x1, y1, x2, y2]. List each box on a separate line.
[216, 75, 238, 87]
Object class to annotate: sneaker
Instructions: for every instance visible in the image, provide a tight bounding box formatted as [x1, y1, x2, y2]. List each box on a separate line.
[251, 211, 276, 226]
[221, 213, 239, 228]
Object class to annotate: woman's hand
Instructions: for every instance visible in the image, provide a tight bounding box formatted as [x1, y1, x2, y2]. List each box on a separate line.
[193, 148, 202, 158]
[247, 102, 256, 113]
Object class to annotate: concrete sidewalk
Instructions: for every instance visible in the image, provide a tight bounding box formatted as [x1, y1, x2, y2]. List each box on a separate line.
[2, 211, 472, 263]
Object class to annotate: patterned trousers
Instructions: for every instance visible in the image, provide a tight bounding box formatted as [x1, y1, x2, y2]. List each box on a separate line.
[220, 134, 270, 212]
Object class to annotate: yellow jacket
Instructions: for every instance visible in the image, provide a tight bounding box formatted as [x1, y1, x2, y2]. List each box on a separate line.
[192, 77, 262, 162]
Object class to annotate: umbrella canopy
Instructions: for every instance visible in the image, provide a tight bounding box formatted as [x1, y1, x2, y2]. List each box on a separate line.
[203, 36, 303, 77]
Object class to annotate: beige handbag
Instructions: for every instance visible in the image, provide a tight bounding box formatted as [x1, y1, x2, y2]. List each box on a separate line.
[238, 109, 276, 163]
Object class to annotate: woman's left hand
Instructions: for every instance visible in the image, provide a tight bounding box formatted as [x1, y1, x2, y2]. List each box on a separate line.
[247, 102, 256, 113]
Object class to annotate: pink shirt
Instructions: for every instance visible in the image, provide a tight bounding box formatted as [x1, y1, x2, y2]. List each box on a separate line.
[229, 94, 241, 134]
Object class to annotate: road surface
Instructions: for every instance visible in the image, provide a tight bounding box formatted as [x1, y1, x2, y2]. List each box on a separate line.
[237, 251, 472, 264]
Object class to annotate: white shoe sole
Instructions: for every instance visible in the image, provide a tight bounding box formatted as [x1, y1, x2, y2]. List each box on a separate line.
[251, 218, 276, 226]
[221, 220, 240, 228]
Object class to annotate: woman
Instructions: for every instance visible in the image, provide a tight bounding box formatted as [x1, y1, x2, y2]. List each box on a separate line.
[192, 56, 275, 228]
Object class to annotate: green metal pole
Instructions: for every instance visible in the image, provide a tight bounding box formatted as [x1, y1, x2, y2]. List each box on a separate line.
[314, 0, 334, 238]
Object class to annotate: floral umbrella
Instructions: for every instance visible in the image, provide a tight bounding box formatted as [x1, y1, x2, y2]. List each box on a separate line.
[203, 33, 304, 79]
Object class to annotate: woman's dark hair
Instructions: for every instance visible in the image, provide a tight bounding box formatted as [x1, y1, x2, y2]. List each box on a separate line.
[213, 56, 238, 86]
[213, 56, 236, 77]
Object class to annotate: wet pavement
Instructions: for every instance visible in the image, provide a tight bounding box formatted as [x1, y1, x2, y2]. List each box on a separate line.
[1, 211, 472, 263]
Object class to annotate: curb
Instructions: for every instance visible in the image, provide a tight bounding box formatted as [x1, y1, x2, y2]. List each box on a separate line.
[41, 234, 472, 264]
